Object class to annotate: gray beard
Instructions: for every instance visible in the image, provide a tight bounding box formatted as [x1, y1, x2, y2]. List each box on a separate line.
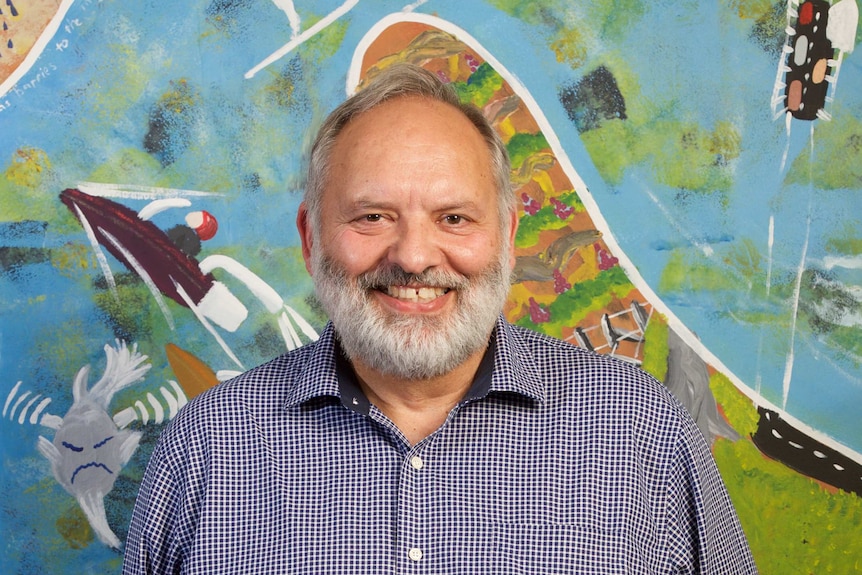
[311, 248, 511, 381]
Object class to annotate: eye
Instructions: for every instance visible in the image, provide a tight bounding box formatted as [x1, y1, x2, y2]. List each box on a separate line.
[363, 214, 383, 222]
[441, 214, 465, 225]
[94, 436, 114, 449]
[62, 441, 84, 452]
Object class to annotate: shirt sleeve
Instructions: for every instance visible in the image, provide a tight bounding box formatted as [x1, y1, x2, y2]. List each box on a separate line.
[122, 434, 186, 575]
[664, 418, 759, 574]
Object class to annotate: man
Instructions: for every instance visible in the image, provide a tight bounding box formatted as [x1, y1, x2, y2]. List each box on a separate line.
[123, 63, 757, 574]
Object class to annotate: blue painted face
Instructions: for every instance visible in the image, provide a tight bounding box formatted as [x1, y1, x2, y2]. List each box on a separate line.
[50, 402, 132, 496]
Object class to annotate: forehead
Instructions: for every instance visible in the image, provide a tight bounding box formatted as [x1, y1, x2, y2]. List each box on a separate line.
[330, 96, 492, 169]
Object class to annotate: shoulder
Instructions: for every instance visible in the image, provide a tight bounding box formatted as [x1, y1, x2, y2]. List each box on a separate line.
[501, 321, 692, 431]
[157, 337, 326, 451]
[194, 344, 313, 409]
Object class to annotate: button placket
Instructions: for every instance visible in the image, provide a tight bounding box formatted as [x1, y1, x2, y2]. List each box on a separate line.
[408, 547, 424, 562]
[397, 447, 430, 573]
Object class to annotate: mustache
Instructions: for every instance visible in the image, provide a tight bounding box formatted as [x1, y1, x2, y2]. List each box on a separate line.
[356, 264, 468, 291]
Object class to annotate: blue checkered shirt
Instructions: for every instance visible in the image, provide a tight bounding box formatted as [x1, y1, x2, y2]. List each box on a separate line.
[123, 317, 757, 574]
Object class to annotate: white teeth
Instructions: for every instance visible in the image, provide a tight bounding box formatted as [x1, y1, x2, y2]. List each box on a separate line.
[385, 286, 448, 302]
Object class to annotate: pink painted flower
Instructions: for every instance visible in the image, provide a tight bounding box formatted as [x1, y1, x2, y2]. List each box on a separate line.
[553, 268, 571, 294]
[528, 297, 551, 323]
[521, 192, 541, 215]
[550, 197, 573, 219]
[595, 243, 619, 270]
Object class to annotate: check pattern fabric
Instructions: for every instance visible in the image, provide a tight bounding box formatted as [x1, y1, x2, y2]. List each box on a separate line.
[123, 317, 757, 574]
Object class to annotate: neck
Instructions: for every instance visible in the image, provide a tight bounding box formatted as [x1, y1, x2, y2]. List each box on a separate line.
[350, 347, 487, 445]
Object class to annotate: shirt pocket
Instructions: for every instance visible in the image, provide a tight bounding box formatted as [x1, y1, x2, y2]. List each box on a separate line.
[492, 522, 629, 575]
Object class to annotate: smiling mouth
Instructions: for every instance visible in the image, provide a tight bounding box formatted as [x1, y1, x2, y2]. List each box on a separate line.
[384, 285, 451, 303]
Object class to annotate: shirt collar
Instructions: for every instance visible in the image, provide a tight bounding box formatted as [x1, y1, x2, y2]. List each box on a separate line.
[487, 315, 546, 404]
[284, 323, 341, 408]
[286, 316, 545, 411]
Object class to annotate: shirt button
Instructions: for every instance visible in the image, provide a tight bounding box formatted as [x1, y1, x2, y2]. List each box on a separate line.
[410, 455, 424, 470]
[408, 548, 423, 561]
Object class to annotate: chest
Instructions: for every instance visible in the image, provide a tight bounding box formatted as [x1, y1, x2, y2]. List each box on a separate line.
[187, 402, 668, 574]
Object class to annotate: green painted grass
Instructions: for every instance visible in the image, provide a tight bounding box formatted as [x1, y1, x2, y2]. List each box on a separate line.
[711, 372, 862, 573]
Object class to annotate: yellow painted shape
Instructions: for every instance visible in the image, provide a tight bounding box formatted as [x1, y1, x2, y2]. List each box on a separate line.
[498, 116, 517, 140]
[165, 343, 219, 400]
[533, 169, 556, 196]
[6, 147, 51, 188]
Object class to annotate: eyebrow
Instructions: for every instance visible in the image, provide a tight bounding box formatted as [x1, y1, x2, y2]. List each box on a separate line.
[347, 197, 484, 213]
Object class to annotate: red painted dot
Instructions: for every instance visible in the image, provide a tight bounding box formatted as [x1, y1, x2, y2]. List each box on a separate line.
[799, 2, 814, 26]
[788, 80, 803, 111]
[185, 210, 218, 241]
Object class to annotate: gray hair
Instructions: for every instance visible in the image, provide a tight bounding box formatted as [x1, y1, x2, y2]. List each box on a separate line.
[304, 63, 514, 229]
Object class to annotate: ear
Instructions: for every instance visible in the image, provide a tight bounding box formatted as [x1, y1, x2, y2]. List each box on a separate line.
[296, 202, 314, 275]
[506, 207, 519, 270]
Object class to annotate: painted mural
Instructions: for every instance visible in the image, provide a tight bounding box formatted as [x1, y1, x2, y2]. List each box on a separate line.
[1, 0, 860, 573]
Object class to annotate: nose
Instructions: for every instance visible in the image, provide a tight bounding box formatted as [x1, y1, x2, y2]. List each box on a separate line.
[386, 218, 443, 274]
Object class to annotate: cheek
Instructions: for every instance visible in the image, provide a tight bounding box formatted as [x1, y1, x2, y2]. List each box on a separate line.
[446, 237, 504, 274]
[323, 233, 387, 274]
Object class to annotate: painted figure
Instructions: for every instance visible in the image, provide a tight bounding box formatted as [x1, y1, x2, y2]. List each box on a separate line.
[60, 186, 318, 371]
[4, 340, 186, 548]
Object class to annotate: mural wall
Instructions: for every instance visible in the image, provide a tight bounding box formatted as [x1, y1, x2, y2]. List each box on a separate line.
[2, 0, 860, 572]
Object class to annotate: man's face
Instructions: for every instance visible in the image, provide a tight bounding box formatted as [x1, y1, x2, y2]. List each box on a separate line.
[299, 96, 517, 380]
